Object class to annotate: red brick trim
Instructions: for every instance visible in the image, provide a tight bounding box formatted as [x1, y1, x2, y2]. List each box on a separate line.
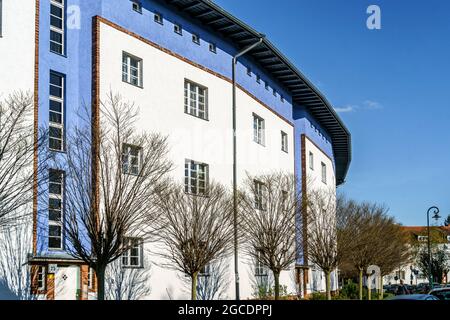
[32, 0, 40, 255]
[94, 16, 293, 127]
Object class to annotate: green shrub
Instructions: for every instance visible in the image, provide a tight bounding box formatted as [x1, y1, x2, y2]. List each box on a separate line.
[340, 280, 358, 300]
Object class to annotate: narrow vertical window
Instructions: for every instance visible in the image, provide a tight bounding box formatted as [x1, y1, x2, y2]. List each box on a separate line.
[122, 144, 142, 175]
[209, 43, 217, 53]
[256, 74, 261, 84]
[154, 12, 163, 24]
[247, 67, 252, 76]
[174, 23, 182, 35]
[49, 71, 65, 151]
[254, 180, 267, 211]
[122, 52, 143, 87]
[48, 169, 64, 250]
[87, 267, 94, 289]
[122, 238, 143, 268]
[50, 0, 65, 54]
[37, 266, 46, 290]
[192, 33, 200, 45]
[185, 160, 209, 195]
[321, 162, 327, 184]
[184, 80, 208, 120]
[253, 114, 265, 146]
[281, 131, 288, 153]
[309, 152, 314, 170]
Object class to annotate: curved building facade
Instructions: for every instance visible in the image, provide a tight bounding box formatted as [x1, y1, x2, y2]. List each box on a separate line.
[0, 0, 351, 299]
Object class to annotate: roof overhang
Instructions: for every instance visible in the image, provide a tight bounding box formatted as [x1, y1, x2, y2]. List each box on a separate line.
[159, 0, 352, 184]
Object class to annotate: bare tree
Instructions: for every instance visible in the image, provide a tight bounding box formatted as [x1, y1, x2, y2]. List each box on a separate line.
[0, 92, 48, 227]
[154, 181, 234, 300]
[0, 218, 33, 300]
[305, 188, 338, 300]
[105, 258, 152, 300]
[238, 172, 300, 300]
[63, 92, 172, 300]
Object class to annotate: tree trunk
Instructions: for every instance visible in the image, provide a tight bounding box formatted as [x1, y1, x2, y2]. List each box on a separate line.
[191, 272, 198, 301]
[368, 274, 371, 301]
[359, 268, 363, 300]
[274, 272, 280, 300]
[96, 266, 106, 301]
[325, 271, 331, 300]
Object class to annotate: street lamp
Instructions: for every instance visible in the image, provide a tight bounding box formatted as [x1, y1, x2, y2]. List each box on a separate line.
[426, 206, 441, 288]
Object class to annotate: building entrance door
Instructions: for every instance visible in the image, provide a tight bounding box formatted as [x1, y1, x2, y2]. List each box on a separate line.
[55, 265, 79, 300]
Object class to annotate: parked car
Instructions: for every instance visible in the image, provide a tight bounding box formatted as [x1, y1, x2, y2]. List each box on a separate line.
[386, 294, 439, 301]
[429, 288, 450, 300]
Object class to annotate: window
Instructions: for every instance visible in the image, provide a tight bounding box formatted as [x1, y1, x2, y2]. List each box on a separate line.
[122, 144, 142, 175]
[48, 169, 64, 250]
[265, 81, 269, 91]
[255, 251, 268, 277]
[122, 238, 143, 268]
[253, 114, 265, 146]
[49, 71, 65, 151]
[209, 42, 217, 53]
[154, 12, 163, 24]
[273, 88, 277, 97]
[281, 131, 288, 153]
[256, 74, 261, 84]
[184, 80, 208, 120]
[132, 1, 142, 13]
[280, 95, 285, 103]
[88, 267, 94, 289]
[309, 152, 314, 170]
[254, 180, 267, 211]
[185, 160, 209, 195]
[192, 33, 200, 45]
[247, 67, 252, 76]
[50, 0, 65, 54]
[122, 52, 143, 87]
[174, 23, 182, 35]
[321, 162, 327, 184]
[199, 264, 211, 277]
[37, 266, 46, 290]
[418, 236, 428, 242]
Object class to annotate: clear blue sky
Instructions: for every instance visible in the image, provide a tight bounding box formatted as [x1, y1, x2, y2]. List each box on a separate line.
[214, 0, 450, 226]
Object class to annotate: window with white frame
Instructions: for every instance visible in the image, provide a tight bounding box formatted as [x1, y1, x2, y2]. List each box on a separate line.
[253, 114, 265, 145]
[418, 235, 428, 242]
[174, 23, 182, 35]
[321, 162, 327, 184]
[192, 33, 200, 45]
[255, 251, 268, 277]
[185, 160, 209, 195]
[154, 12, 163, 24]
[50, 0, 65, 54]
[209, 42, 217, 53]
[254, 180, 267, 211]
[309, 152, 314, 170]
[199, 263, 211, 277]
[281, 190, 288, 211]
[184, 80, 208, 120]
[122, 52, 143, 87]
[122, 238, 143, 267]
[88, 267, 94, 289]
[48, 169, 64, 250]
[37, 266, 46, 290]
[281, 131, 288, 153]
[49, 71, 65, 151]
[132, 1, 142, 13]
[122, 144, 142, 175]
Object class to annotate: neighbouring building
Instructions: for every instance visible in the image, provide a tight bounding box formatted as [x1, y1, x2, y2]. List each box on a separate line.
[0, 0, 351, 300]
[383, 226, 450, 286]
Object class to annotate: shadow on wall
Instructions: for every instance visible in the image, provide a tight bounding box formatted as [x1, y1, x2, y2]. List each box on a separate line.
[0, 281, 19, 300]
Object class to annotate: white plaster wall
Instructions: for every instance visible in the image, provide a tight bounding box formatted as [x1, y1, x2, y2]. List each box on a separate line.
[0, 0, 36, 97]
[98, 22, 296, 300]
